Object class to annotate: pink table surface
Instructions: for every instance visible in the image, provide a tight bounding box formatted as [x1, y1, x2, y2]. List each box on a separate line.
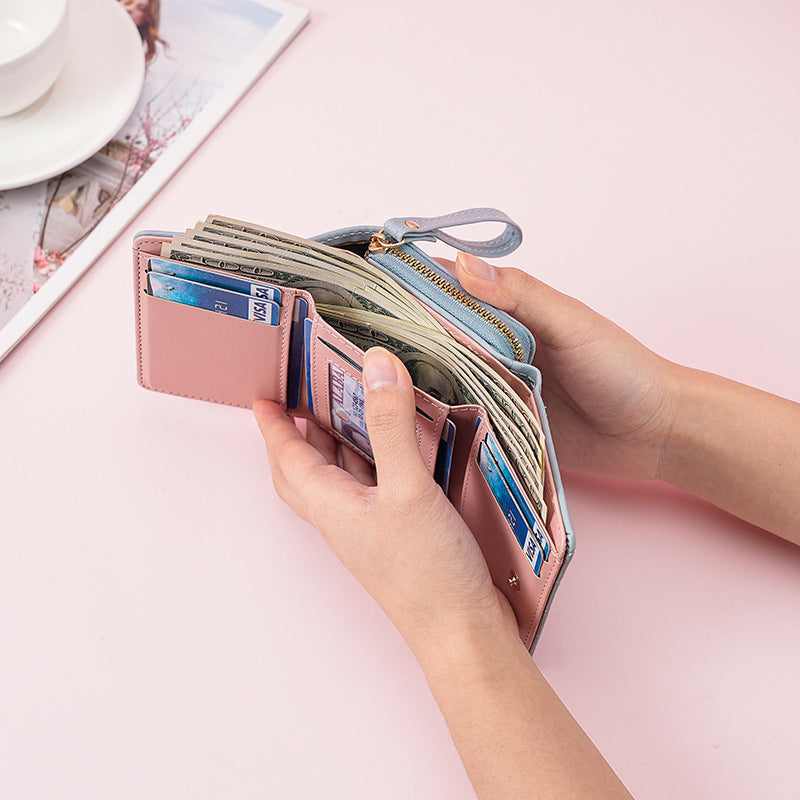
[1, 1, 798, 798]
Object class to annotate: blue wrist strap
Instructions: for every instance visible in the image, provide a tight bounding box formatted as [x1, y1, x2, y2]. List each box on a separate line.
[382, 208, 523, 258]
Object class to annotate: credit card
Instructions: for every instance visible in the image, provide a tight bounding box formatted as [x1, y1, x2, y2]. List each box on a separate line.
[434, 418, 456, 495]
[329, 361, 373, 457]
[286, 297, 308, 410]
[484, 431, 551, 560]
[148, 256, 281, 303]
[477, 441, 543, 576]
[147, 272, 280, 324]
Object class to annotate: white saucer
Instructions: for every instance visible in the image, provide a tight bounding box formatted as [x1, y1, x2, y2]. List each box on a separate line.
[0, 0, 145, 190]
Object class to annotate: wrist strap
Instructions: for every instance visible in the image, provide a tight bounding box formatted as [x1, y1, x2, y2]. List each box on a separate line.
[382, 208, 522, 258]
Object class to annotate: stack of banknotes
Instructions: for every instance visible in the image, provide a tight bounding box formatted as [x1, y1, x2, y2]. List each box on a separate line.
[150, 216, 548, 523]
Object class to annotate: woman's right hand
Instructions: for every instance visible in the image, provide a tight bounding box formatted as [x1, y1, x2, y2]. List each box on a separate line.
[451, 253, 679, 481]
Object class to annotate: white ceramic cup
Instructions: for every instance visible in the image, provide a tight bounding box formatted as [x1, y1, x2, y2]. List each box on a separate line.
[0, 0, 70, 117]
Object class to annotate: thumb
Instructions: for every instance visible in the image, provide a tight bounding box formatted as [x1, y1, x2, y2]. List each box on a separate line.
[362, 347, 429, 492]
[453, 251, 589, 348]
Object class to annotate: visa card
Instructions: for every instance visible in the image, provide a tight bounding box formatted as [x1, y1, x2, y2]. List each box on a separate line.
[148, 256, 281, 304]
[477, 440, 543, 576]
[485, 431, 551, 560]
[147, 272, 280, 324]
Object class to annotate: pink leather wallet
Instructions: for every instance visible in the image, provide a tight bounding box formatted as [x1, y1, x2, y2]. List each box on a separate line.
[133, 208, 575, 651]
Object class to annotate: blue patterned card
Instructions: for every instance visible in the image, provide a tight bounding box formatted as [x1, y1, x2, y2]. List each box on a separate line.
[147, 271, 279, 324]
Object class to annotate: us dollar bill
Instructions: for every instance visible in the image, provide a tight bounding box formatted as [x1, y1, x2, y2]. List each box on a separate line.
[160, 240, 407, 319]
[162, 234, 442, 332]
[318, 304, 547, 518]
[322, 306, 545, 472]
[317, 309, 465, 407]
[204, 215, 374, 276]
[194, 222, 444, 329]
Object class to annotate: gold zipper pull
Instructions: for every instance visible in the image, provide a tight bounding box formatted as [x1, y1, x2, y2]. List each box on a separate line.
[367, 229, 406, 254]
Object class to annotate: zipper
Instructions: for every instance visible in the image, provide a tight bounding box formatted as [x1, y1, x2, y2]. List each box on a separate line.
[368, 231, 526, 362]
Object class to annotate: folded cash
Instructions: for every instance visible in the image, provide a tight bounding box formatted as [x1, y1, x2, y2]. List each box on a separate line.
[160, 216, 548, 521]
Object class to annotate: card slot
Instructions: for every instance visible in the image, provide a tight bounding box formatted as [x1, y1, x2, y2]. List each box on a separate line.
[457, 420, 563, 650]
[438, 405, 484, 505]
[285, 295, 309, 411]
[137, 289, 292, 409]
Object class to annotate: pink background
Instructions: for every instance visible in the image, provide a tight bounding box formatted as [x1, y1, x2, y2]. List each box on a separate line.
[1, 1, 799, 797]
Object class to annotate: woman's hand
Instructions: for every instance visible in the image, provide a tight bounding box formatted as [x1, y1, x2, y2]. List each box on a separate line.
[451, 253, 800, 537]
[253, 334, 638, 800]
[451, 253, 679, 481]
[253, 347, 519, 665]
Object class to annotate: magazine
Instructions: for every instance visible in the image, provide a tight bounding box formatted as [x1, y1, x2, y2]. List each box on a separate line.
[0, 0, 308, 362]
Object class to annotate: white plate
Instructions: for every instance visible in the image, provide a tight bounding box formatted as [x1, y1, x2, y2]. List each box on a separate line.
[0, 0, 145, 190]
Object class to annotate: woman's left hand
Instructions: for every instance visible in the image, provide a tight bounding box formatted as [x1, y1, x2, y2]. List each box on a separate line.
[253, 347, 518, 664]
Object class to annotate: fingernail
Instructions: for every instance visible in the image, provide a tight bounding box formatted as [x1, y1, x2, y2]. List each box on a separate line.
[458, 252, 496, 281]
[363, 348, 397, 390]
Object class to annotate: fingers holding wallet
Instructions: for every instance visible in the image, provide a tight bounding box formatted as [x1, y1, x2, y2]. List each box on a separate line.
[253, 399, 369, 530]
[452, 252, 598, 350]
[361, 348, 433, 499]
[450, 252, 679, 479]
[254, 347, 508, 653]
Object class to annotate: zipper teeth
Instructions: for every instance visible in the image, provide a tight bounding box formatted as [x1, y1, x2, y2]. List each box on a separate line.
[386, 246, 525, 362]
